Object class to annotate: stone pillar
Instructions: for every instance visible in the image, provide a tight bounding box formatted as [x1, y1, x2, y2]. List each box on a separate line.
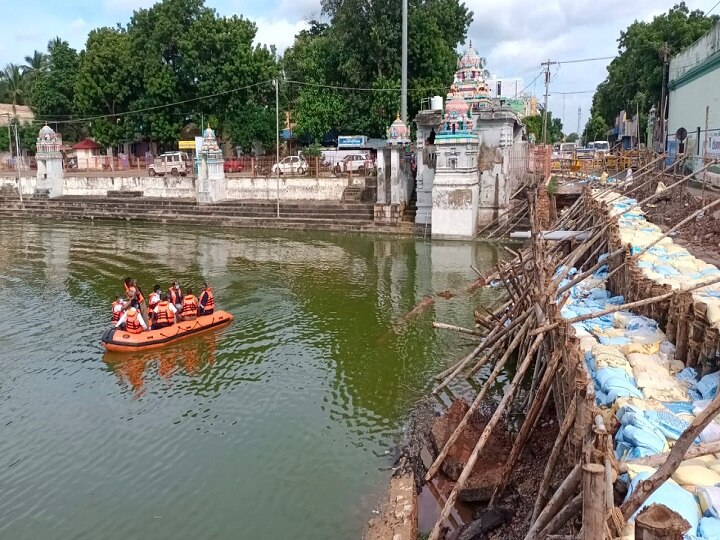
[35, 125, 64, 198]
[390, 146, 402, 204]
[376, 148, 388, 205]
[196, 127, 227, 204]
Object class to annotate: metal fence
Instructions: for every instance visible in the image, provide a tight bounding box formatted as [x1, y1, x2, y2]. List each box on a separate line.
[0, 154, 377, 180]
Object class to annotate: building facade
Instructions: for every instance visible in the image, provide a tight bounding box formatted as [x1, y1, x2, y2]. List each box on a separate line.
[667, 21, 720, 168]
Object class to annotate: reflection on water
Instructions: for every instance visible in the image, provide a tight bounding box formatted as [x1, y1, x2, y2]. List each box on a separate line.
[0, 218, 503, 540]
[103, 332, 219, 398]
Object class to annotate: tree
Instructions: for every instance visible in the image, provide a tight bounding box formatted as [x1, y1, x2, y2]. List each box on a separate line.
[29, 40, 79, 137]
[283, 0, 473, 137]
[523, 111, 564, 143]
[1, 64, 25, 114]
[566, 132, 579, 142]
[590, 2, 717, 129]
[74, 27, 136, 146]
[125, 0, 278, 146]
[582, 113, 610, 145]
[22, 51, 48, 77]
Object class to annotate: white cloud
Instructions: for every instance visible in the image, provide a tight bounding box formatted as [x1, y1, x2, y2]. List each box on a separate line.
[254, 18, 309, 53]
[70, 18, 86, 31]
[101, 0, 158, 13]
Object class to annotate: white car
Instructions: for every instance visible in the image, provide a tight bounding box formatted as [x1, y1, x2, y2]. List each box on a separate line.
[334, 153, 373, 174]
[271, 155, 308, 175]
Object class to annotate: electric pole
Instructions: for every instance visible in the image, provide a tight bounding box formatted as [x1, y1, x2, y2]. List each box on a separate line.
[401, 0, 408, 123]
[541, 59, 558, 144]
[659, 42, 670, 150]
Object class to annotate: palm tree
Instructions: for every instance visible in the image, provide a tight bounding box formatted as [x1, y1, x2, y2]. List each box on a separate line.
[47, 37, 64, 54]
[1, 63, 25, 115]
[22, 50, 48, 76]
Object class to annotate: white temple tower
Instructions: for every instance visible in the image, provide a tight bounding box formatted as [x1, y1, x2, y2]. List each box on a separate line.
[35, 125, 64, 198]
[196, 126, 226, 204]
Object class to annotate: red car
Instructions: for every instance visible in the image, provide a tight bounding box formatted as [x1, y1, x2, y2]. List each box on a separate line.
[224, 158, 244, 173]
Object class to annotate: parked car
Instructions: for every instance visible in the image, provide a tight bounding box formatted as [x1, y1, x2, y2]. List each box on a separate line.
[224, 158, 244, 173]
[592, 141, 610, 157]
[334, 153, 373, 175]
[271, 155, 308, 175]
[148, 152, 190, 176]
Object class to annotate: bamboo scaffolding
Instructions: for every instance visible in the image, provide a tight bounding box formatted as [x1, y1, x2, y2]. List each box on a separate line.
[428, 332, 547, 540]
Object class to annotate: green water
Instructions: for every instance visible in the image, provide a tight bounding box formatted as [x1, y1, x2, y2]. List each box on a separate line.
[0, 218, 503, 540]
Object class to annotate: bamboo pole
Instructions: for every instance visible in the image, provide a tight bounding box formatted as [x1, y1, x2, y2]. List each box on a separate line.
[492, 348, 563, 502]
[524, 463, 582, 540]
[632, 196, 720, 260]
[534, 273, 720, 335]
[428, 333, 546, 540]
[619, 440, 720, 472]
[466, 308, 533, 378]
[556, 247, 624, 295]
[532, 396, 578, 522]
[426, 314, 536, 477]
[538, 493, 582, 539]
[431, 322, 484, 337]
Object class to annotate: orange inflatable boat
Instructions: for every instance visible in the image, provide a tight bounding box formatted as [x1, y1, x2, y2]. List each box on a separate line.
[101, 310, 234, 352]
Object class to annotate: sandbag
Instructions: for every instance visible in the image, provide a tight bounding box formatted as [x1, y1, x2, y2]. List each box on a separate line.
[673, 465, 720, 487]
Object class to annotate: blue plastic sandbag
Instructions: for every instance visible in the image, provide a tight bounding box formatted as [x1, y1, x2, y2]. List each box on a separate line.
[625, 472, 699, 533]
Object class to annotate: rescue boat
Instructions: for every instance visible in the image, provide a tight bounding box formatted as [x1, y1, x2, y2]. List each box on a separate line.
[101, 310, 234, 353]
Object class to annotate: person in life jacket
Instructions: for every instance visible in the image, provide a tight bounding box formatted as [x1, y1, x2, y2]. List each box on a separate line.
[168, 281, 183, 311]
[198, 282, 215, 315]
[147, 284, 161, 324]
[111, 295, 126, 324]
[180, 287, 198, 320]
[124, 277, 145, 308]
[153, 293, 178, 330]
[115, 306, 147, 334]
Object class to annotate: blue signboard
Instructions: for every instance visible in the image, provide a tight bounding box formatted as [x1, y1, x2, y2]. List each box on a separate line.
[338, 135, 367, 148]
[667, 140, 677, 167]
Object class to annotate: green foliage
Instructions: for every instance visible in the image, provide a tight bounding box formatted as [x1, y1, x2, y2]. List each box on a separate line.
[303, 141, 323, 157]
[523, 112, 564, 143]
[566, 132, 579, 142]
[583, 114, 610, 145]
[284, 0, 473, 137]
[29, 40, 79, 138]
[0, 64, 25, 112]
[589, 2, 717, 131]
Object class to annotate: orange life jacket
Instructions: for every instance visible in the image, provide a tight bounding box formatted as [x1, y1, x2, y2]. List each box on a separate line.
[155, 301, 174, 326]
[125, 308, 143, 334]
[168, 287, 182, 306]
[148, 292, 160, 310]
[111, 300, 123, 323]
[201, 288, 215, 311]
[125, 284, 145, 305]
[181, 295, 198, 318]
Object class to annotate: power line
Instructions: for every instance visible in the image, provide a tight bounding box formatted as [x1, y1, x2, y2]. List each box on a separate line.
[285, 79, 450, 93]
[51, 80, 274, 125]
[556, 55, 616, 64]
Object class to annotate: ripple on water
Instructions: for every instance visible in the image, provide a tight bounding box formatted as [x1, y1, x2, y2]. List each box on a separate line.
[0, 218, 506, 540]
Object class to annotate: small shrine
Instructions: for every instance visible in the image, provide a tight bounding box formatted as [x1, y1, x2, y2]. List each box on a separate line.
[386, 114, 410, 145]
[35, 124, 64, 198]
[450, 42, 493, 112]
[375, 114, 414, 224]
[196, 126, 226, 204]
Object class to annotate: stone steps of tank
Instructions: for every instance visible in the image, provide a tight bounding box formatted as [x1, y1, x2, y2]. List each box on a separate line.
[1, 198, 374, 219]
[0, 208, 404, 233]
[21, 196, 375, 213]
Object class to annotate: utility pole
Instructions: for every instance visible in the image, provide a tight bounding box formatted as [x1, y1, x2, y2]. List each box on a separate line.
[5, 113, 11, 158]
[541, 59, 558, 144]
[659, 42, 670, 151]
[401, 0, 408, 123]
[274, 78, 280, 219]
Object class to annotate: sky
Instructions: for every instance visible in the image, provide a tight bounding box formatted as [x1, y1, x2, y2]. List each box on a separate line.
[1, 0, 719, 134]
